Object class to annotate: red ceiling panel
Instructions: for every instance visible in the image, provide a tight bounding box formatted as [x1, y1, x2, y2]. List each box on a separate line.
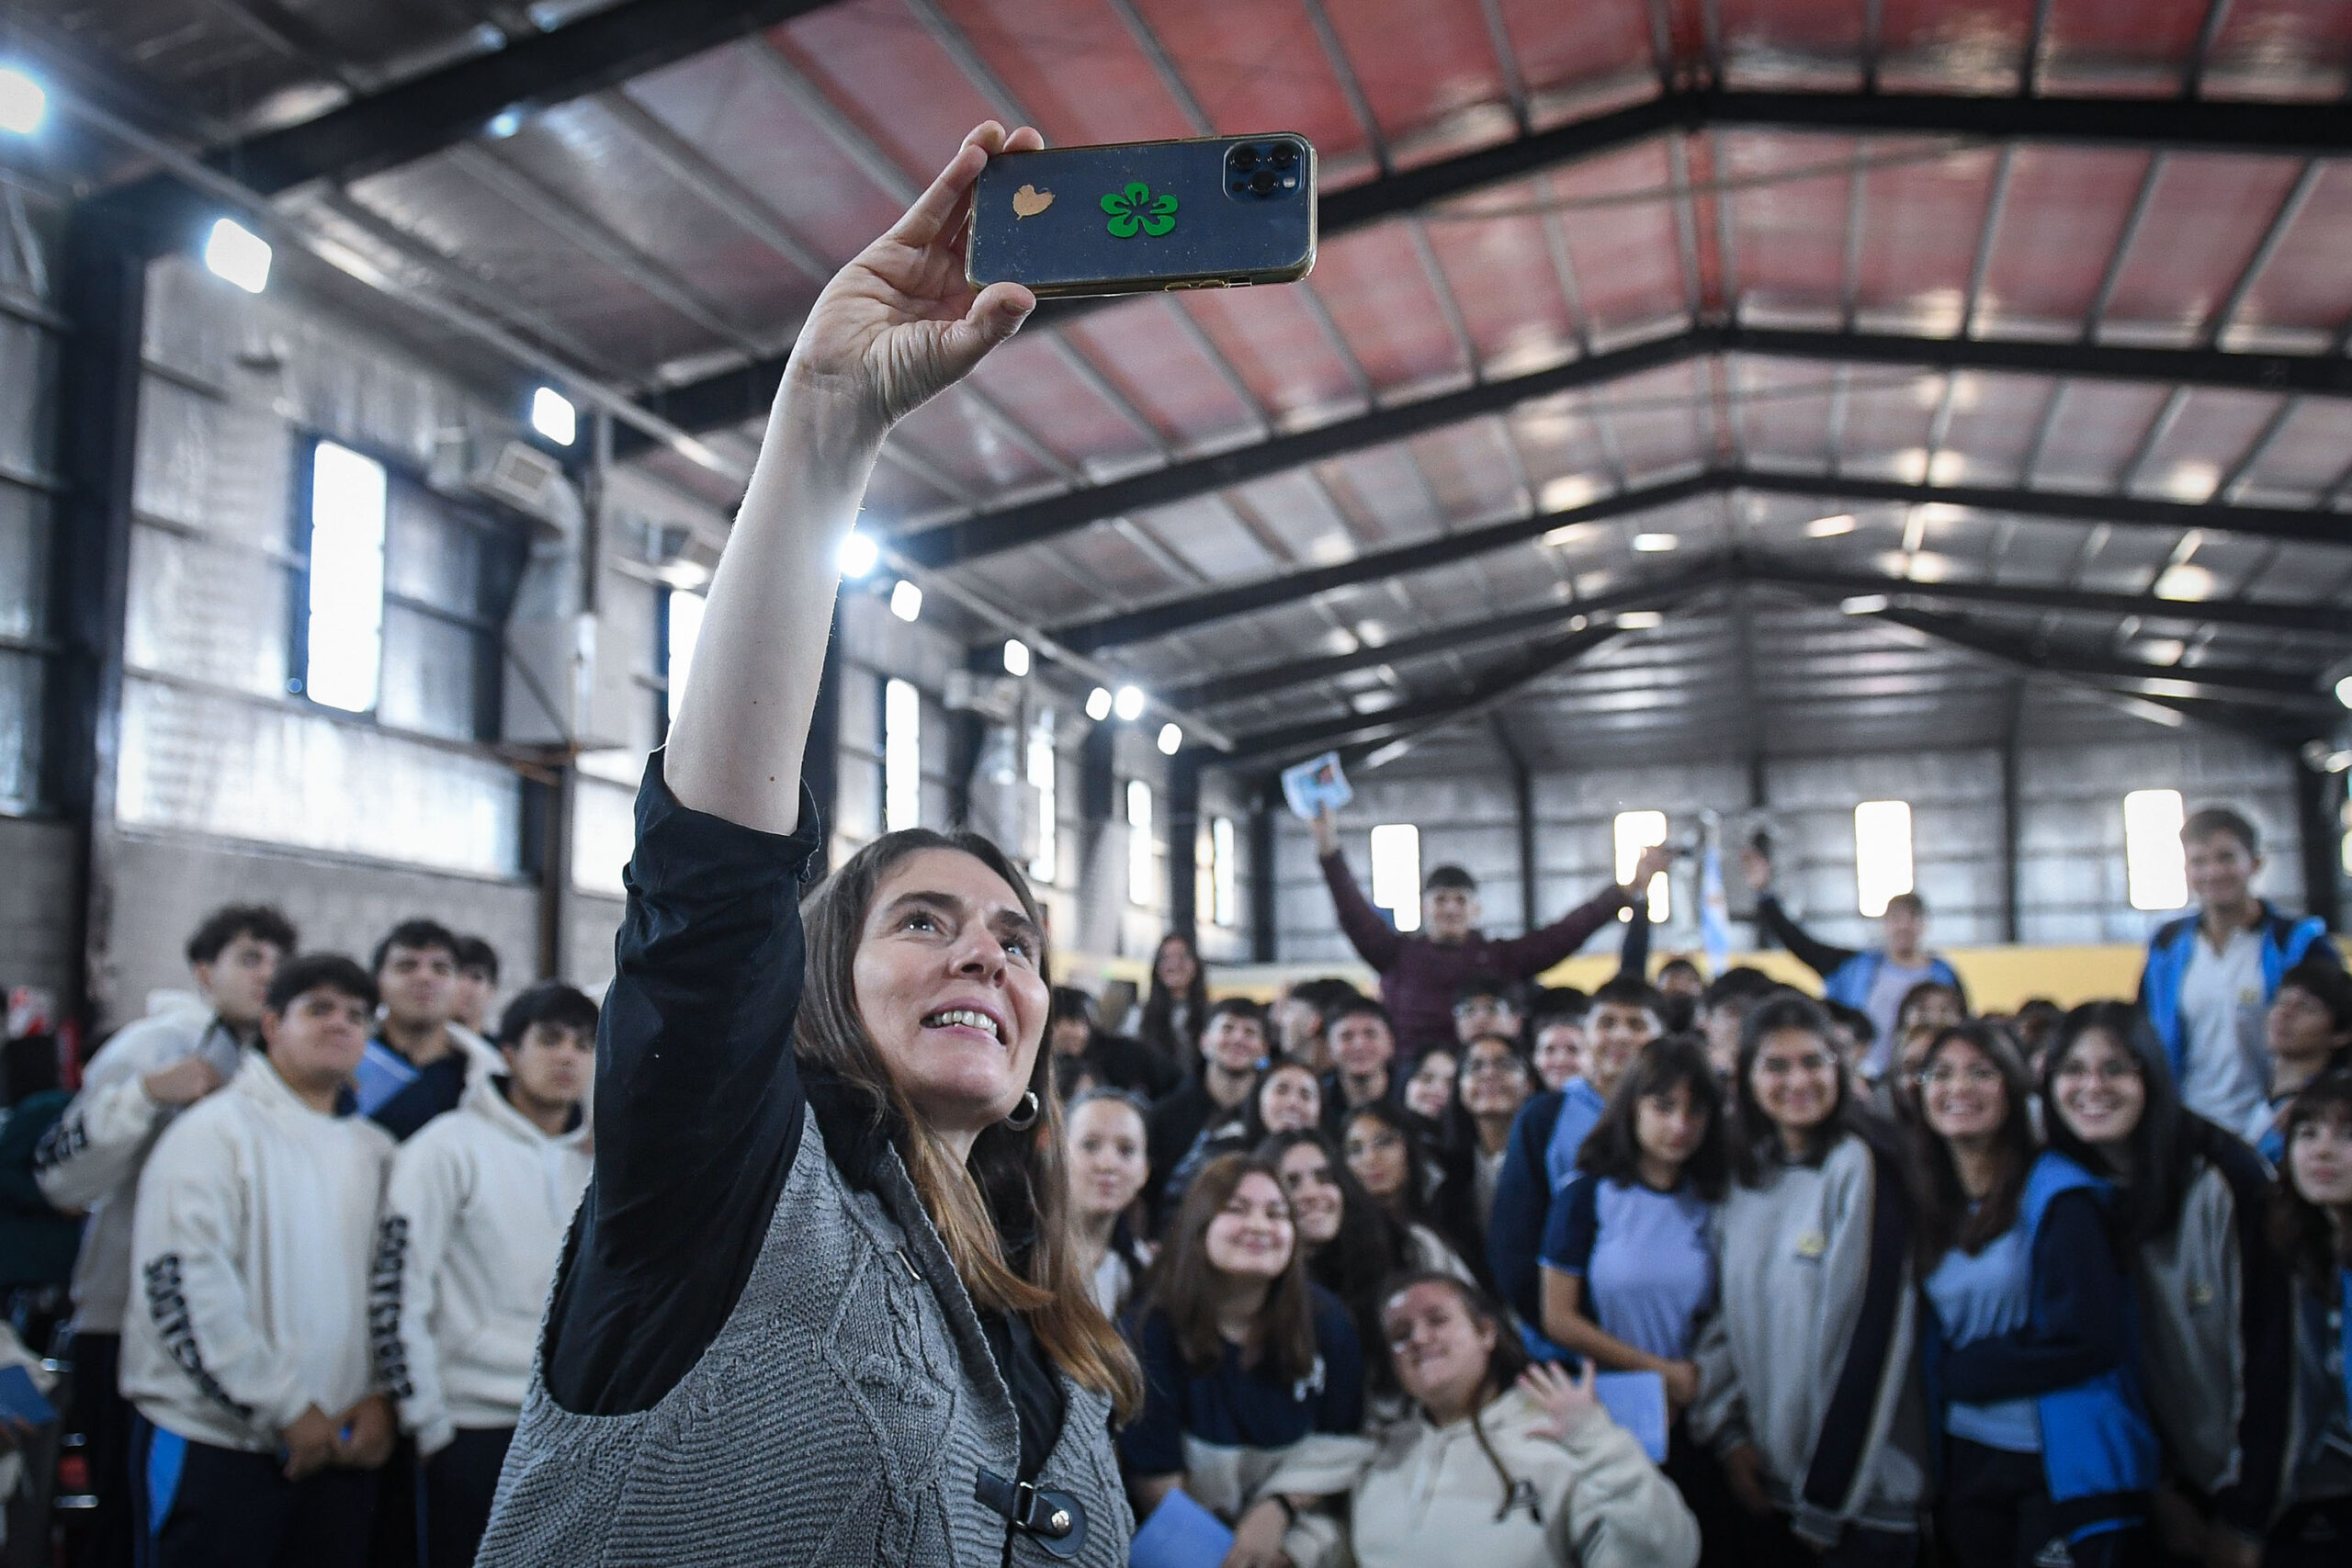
[1318, 446, 1447, 548]
[2035, 0, 2211, 96]
[1306, 224, 1476, 395]
[1850, 141, 2001, 334]
[1716, 0, 1867, 89]
[1316, 0, 1517, 169]
[1061, 299, 1263, 448]
[1875, 0, 2039, 94]
[1549, 141, 1691, 344]
[2098, 153, 2308, 344]
[933, 0, 1200, 145]
[1929, 372, 2064, 486]
[1123, 0, 1375, 185]
[2025, 380, 2176, 491]
[773, 0, 1001, 188]
[960, 332, 1163, 479]
[2198, 0, 2352, 98]
[2238, 399, 2352, 501]
[1174, 286, 1364, 431]
[1509, 394, 1634, 495]
[1419, 193, 1583, 376]
[2225, 161, 2352, 347]
[1493, 0, 1660, 118]
[1718, 130, 1859, 327]
[2123, 388, 2284, 501]
[1408, 420, 1530, 523]
[889, 384, 1064, 496]
[1973, 145, 2152, 337]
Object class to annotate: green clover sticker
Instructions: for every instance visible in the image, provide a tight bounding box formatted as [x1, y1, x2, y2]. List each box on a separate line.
[1101, 181, 1178, 238]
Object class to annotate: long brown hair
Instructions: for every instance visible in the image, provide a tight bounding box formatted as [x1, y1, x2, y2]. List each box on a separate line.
[2269, 1069, 2352, 1296]
[1910, 1022, 2037, 1269]
[1143, 1154, 1320, 1382]
[795, 827, 1140, 1417]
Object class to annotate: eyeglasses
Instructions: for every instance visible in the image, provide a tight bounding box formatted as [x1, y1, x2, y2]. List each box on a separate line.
[1917, 1064, 2002, 1090]
[1464, 1057, 1524, 1077]
[2053, 1058, 2141, 1086]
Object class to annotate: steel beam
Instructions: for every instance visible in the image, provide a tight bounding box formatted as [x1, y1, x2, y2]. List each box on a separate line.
[1747, 560, 2352, 637]
[1864, 607, 2330, 705]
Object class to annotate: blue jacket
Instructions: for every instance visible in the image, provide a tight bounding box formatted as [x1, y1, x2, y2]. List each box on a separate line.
[2139, 904, 2335, 1083]
[1822, 950, 1961, 1014]
[1487, 1080, 1605, 1360]
[1922, 1152, 2160, 1544]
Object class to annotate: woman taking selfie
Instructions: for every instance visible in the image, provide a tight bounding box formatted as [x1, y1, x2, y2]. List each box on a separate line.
[2265, 1071, 2352, 1565]
[1911, 1022, 2157, 1568]
[2040, 1003, 2294, 1566]
[477, 122, 1136, 1567]
[1122, 1155, 1366, 1568]
[1067, 1089, 1156, 1321]
[1351, 1274, 1699, 1568]
[1688, 995, 1927, 1568]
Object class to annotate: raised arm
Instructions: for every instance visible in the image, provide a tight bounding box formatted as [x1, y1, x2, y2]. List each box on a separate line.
[1489, 843, 1668, 980]
[1314, 806, 1404, 972]
[1740, 847, 1858, 979]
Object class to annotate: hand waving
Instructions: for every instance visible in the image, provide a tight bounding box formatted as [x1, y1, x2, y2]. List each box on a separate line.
[1518, 1359, 1605, 1443]
[785, 121, 1043, 439]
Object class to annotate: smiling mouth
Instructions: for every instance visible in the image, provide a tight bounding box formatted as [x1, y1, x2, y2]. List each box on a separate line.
[922, 1007, 1004, 1043]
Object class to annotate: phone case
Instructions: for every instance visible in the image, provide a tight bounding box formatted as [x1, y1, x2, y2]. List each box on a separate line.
[966, 135, 1317, 299]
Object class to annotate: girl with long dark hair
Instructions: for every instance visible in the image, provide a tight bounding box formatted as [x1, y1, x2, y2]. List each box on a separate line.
[1065, 1089, 1155, 1322]
[2040, 1002, 2294, 1563]
[476, 122, 1136, 1568]
[1349, 1273, 1699, 1568]
[1687, 994, 1926, 1568]
[1160, 1060, 1323, 1214]
[1135, 931, 1211, 1073]
[1122, 1155, 1366, 1568]
[1911, 1022, 2157, 1568]
[1343, 1100, 1490, 1290]
[2264, 1071, 2352, 1565]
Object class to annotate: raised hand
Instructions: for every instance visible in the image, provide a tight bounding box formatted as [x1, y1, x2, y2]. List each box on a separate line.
[1519, 1359, 1604, 1443]
[1738, 843, 1773, 894]
[1631, 842, 1675, 887]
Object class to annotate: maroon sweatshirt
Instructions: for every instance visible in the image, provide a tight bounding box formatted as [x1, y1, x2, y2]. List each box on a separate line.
[1318, 850, 1634, 1055]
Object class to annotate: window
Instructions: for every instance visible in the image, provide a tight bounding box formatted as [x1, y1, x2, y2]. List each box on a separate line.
[1127, 779, 1155, 906]
[1613, 810, 1669, 922]
[1854, 800, 1916, 918]
[1026, 708, 1057, 885]
[664, 588, 705, 728]
[884, 678, 921, 832]
[1369, 823, 1421, 933]
[2125, 789, 2189, 910]
[1211, 816, 1238, 927]
[302, 442, 388, 714]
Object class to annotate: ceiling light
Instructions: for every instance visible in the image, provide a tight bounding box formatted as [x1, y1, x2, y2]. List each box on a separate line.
[837, 530, 878, 578]
[486, 107, 524, 138]
[1113, 685, 1146, 721]
[889, 580, 922, 622]
[1632, 533, 1679, 553]
[2154, 563, 2216, 603]
[1805, 513, 1856, 538]
[1157, 723, 1182, 755]
[1002, 638, 1030, 677]
[203, 218, 273, 294]
[530, 387, 576, 446]
[1085, 687, 1114, 721]
[2336, 673, 2352, 709]
[0, 65, 48, 137]
[1616, 610, 1663, 629]
[1840, 594, 1891, 615]
[1541, 475, 1597, 512]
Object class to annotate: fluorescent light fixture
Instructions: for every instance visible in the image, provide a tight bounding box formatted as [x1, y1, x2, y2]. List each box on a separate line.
[889, 580, 922, 622]
[2154, 562, 2216, 603]
[1002, 638, 1030, 677]
[1840, 593, 1891, 615]
[1541, 475, 1597, 512]
[203, 218, 273, 294]
[1113, 685, 1146, 722]
[1615, 610, 1663, 629]
[530, 387, 576, 446]
[1805, 513, 1856, 538]
[1632, 533, 1679, 553]
[2335, 674, 2352, 709]
[837, 529, 878, 578]
[1085, 686, 1114, 721]
[487, 107, 524, 138]
[0, 65, 47, 136]
[1157, 723, 1182, 755]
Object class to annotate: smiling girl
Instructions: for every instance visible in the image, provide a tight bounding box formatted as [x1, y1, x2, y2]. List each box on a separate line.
[2265, 1070, 2352, 1565]
[1065, 1089, 1155, 1321]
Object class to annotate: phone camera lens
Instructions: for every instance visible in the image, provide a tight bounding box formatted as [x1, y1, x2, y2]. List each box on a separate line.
[1270, 142, 1297, 169]
[1228, 145, 1259, 172]
[1250, 168, 1277, 195]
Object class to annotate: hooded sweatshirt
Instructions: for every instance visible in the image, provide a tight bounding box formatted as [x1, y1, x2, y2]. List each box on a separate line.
[1688, 1131, 1927, 1546]
[1350, 1384, 1700, 1568]
[122, 1052, 394, 1452]
[371, 1069, 592, 1456]
[35, 1003, 245, 1334]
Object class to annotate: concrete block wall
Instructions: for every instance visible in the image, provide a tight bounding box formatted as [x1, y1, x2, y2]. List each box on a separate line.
[0, 818, 77, 1003]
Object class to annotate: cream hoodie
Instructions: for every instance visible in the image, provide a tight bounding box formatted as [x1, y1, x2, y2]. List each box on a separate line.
[371, 1070, 591, 1455]
[122, 1053, 394, 1452]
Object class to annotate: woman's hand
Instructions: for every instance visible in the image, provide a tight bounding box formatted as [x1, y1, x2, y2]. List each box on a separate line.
[1659, 1358, 1700, 1412]
[1310, 805, 1339, 859]
[1222, 1496, 1294, 1568]
[1519, 1359, 1604, 1443]
[782, 119, 1042, 444]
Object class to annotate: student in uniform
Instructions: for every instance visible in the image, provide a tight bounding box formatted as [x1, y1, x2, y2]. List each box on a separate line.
[1163, 1061, 1324, 1215]
[448, 936, 500, 1037]
[1688, 993, 1926, 1568]
[2039, 1002, 2294, 1568]
[1400, 1046, 1459, 1124]
[371, 981, 596, 1568]
[1121, 1155, 1367, 1568]
[35, 902, 295, 1568]
[1453, 976, 1523, 1051]
[1912, 1021, 2159, 1568]
[1145, 998, 1272, 1224]
[1066, 1089, 1154, 1321]
[2249, 962, 2352, 1163]
[1351, 1273, 1700, 1568]
[123, 953, 398, 1567]
[356, 919, 500, 1141]
[1740, 844, 1961, 1068]
[1454, 1032, 1537, 1236]
[1321, 997, 1402, 1132]
[1343, 1100, 1489, 1290]
[2264, 1070, 2352, 1566]
[1531, 1009, 1586, 1094]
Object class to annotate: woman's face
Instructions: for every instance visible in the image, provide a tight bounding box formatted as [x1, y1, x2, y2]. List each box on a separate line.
[1276, 1142, 1344, 1248]
[1459, 1038, 1532, 1119]
[1048, 1015, 1091, 1057]
[1259, 1066, 1321, 1134]
[1920, 1038, 2007, 1142]
[1344, 1116, 1410, 1201]
[1382, 1281, 1496, 1418]
[1634, 1077, 1706, 1172]
[1403, 1051, 1457, 1120]
[1155, 937, 1198, 992]
[1904, 987, 1964, 1033]
[2050, 1028, 2145, 1148]
[1750, 1027, 1838, 1136]
[2289, 1108, 2352, 1209]
[1066, 1099, 1148, 1219]
[853, 848, 1048, 1137]
[1204, 1171, 1295, 1280]
[1532, 1021, 1583, 1091]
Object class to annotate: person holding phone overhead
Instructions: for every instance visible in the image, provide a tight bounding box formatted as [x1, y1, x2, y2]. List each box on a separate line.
[473, 121, 1139, 1568]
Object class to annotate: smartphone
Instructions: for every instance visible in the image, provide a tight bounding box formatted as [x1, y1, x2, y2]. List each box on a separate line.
[966, 134, 1317, 299]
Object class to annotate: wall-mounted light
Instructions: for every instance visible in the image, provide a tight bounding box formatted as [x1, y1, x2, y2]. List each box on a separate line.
[838, 529, 878, 578]
[1002, 638, 1030, 677]
[1157, 723, 1182, 755]
[1085, 687, 1114, 721]
[1113, 685, 1146, 721]
[889, 580, 922, 622]
[0, 65, 48, 137]
[203, 218, 273, 294]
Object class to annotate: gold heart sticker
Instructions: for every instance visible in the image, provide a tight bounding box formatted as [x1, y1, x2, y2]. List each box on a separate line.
[1012, 184, 1054, 219]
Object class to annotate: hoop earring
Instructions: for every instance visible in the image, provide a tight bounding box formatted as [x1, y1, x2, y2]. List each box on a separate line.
[1001, 1090, 1041, 1132]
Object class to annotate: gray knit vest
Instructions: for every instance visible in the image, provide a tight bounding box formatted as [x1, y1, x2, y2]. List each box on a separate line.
[475, 1104, 1133, 1565]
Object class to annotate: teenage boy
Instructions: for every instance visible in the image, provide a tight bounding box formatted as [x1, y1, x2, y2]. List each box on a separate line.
[1313, 805, 1672, 1055]
[2247, 961, 2352, 1162]
[357, 919, 499, 1142]
[37, 903, 296, 1568]
[373, 982, 595, 1568]
[1452, 975, 1521, 1050]
[1274, 977, 1357, 1076]
[448, 937, 500, 1037]
[123, 953, 397, 1567]
[1487, 976, 1667, 1355]
[1320, 995, 1404, 1134]
[2140, 806, 2340, 1131]
[1143, 998, 1267, 1222]
[1739, 845, 1959, 1073]
[1696, 966, 1780, 1081]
